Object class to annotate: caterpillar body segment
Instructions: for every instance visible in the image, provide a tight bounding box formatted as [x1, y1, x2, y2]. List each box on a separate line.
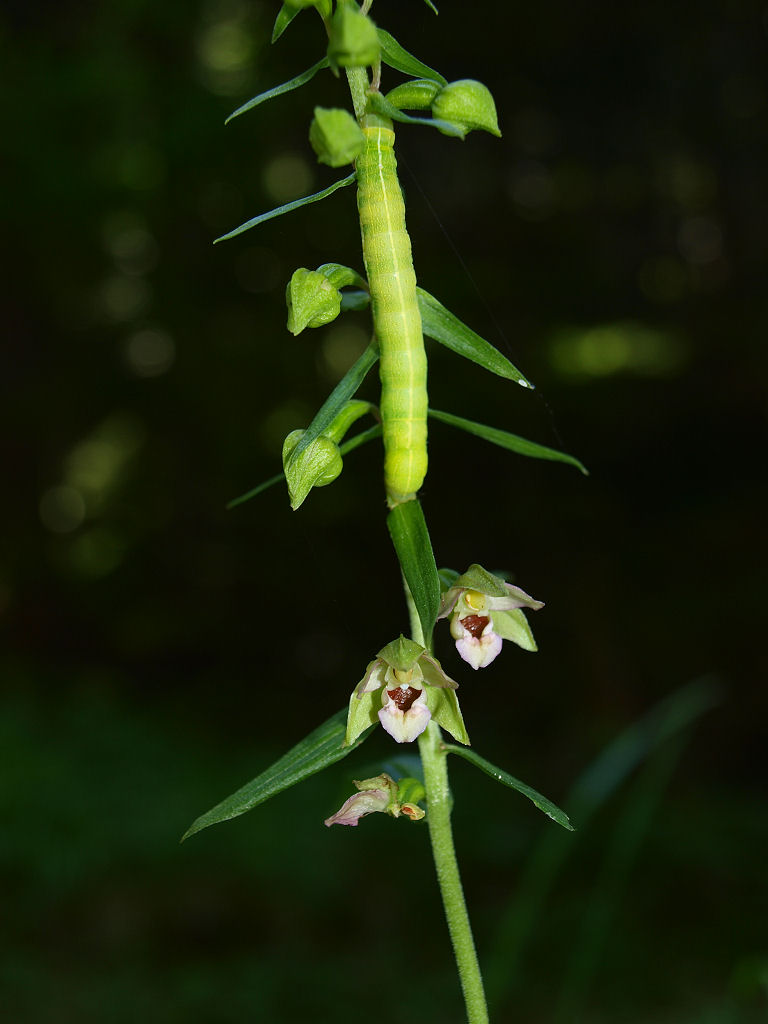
[356, 114, 428, 506]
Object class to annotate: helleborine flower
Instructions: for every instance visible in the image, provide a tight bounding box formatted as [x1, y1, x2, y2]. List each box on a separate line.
[439, 564, 544, 670]
[344, 636, 470, 746]
[324, 773, 426, 827]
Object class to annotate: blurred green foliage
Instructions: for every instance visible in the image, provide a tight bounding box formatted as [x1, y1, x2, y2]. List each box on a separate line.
[1, 0, 766, 1021]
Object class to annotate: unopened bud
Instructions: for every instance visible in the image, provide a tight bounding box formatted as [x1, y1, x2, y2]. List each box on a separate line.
[327, 4, 380, 69]
[286, 268, 341, 335]
[384, 78, 442, 111]
[309, 107, 365, 167]
[432, 79, 501, 138]
[282, 430, 343, 510]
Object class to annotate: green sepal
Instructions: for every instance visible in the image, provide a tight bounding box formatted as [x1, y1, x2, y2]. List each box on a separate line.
[310, 107, 366, 167]
[345, 683, 380, 746]
[385, 78, 442, 111]
[452, 563, 509, 599]
[317, 263, 367, 290]
[432, 79, 501, 138]
[282, 430, 343, 510]
[366, 91, 465, 138]
[428, 408, 589, 475]
[443, 744, 574, 830]
[291, 339, 379, 461]
[181, 707, 375, 841]
[225, 58, 330, 124]
[386, 499, 441, 648]
[376, 28, 447, 86]
[426, 688, 470, 746]
[328, 3, 380, 70]
[286, 268, 342, 334]
[417, 287, 533, 386]
[492, 608, 538, 651]
[226, 425, 381, 510]
[377, 635, 425, 672]
[214, 173, 356, 244]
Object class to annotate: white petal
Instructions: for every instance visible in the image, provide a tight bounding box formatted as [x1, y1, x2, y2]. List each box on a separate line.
[456, 630, 503, 669]
[378, 695, 432, 743]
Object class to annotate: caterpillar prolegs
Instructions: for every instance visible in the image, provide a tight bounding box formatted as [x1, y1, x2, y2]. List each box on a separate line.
[356, 113, 427, 506]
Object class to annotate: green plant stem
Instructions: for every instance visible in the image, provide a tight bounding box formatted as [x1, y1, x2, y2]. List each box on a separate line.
[407, 586, 490, 1024]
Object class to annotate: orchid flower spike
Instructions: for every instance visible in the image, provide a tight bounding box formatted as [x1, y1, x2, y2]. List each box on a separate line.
[438, 564, 544, 670]
[345, 636, 470, 746]
[324, 773, 426, 827]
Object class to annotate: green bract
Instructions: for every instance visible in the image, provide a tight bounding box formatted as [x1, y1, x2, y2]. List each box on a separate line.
[432, 79, 502, 138]
[310, 107, 365, 167]
[286, 268, 342, 334]
[328, 4, 380, 69]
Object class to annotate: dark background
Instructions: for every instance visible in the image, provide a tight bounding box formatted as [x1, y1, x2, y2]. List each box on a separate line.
[2, 1, 767, 1021]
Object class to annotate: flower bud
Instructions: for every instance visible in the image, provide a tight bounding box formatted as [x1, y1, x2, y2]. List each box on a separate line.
[327, 3, 380, 69]
[286, 268, 341, 335]
[432, 79, 501, 138]
[282, 430, 343, 510]
[384, 78, 442, 111]
[309, 107, 365, 167]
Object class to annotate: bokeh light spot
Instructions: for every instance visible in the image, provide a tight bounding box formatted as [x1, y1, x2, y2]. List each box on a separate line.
[124, 329, 176, 378]
[262, 154, 313, 204]
[549, 322, 688, 379]
[39, 486, 86, 534]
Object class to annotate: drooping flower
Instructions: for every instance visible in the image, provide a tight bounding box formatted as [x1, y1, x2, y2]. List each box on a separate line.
[439, 564, 544, 670]
[324, 773, 426, 827]
[344, 636, 470, 746]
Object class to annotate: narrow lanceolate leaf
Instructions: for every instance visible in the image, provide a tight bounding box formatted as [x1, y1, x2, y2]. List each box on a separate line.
[292, 340, 380, 460]
[182, 708, 375, 841]
[376, 29, 447, 86]
[386, 499, 440, 647]
[417, 288, 533, 386]
[271, 3, 300, 43]
[421, 0, 439, 12]
[214, 173, 356, 244]
[226, 426, 382, 510]
[429, 408, 589, 475]
[367, 92, 465, 138]
[226, 58, 330, 124]
[443, 744, 574, 831]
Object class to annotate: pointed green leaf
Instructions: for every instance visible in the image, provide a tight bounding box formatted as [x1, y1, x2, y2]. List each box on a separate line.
[376, 29, 447, 86]
[291, 340, 379, 459]
[417, 288, 533, 386]
[226, 425, 381, 509]
[428, 408, 589, 475]
[386, 499, 440, 647]
[271, 3, 300, 43]
[421, 0, 439, 13]
[366, 91, 464, 138]
[182, 708, 375, 841]
[214, 173, 356, 244]
[443, 744, 574, 830]
[226, 58, 330, 124]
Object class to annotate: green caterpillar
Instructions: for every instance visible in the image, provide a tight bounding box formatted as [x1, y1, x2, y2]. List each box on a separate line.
[356, 112, 427, 507]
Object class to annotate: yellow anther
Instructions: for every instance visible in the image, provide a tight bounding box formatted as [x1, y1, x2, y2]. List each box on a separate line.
[464, 589, 486, 610]
[393, 668, 413, 685]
